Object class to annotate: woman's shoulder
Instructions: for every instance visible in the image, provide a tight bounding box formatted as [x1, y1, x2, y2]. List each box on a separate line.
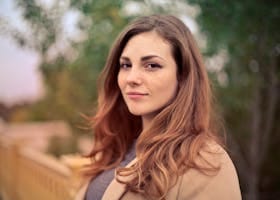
[199, 141, 233, 168]
[176, 142, 242, 200]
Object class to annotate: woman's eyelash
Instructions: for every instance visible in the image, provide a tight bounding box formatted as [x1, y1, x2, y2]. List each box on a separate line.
[120, 63, 131, 68]
[119, 62, 162, 69]
[146, 63, 162, 69]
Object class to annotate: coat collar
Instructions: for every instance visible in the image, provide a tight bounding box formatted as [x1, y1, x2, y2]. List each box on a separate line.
[102, 158, 137, 200]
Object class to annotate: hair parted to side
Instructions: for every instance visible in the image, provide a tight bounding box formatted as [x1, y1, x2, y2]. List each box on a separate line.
[86, 15, 222, 199]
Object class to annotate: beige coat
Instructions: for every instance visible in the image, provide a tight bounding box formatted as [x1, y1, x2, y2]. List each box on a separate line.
[75, 144, 242, 200]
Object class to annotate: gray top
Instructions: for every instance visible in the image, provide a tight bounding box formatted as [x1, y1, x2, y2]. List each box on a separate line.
[85, 142, 136, 200]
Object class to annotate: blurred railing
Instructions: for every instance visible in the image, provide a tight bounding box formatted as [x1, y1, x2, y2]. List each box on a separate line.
[0, 136, 88, 200]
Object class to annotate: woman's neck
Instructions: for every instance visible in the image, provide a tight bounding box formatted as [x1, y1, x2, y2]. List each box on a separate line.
[141, 115, 154, 131]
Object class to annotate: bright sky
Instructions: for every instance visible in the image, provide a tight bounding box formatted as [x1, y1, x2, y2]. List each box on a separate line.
[0, 0, 44, 107]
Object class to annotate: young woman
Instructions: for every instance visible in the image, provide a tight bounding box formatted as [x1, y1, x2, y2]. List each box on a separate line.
[78, 15, 241, 200]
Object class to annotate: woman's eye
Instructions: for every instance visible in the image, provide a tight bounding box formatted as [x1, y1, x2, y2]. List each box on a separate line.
[120, 63, 131, 69]
[145, 63, 162, 70]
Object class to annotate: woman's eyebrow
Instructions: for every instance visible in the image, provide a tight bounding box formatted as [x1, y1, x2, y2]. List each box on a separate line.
[119, 56, 130, 61]
[141, 55, 165, 61]
[120, 55, 165, 61]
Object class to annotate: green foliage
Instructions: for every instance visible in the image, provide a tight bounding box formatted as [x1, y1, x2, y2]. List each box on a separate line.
[70, 0, 130, 71]
[188, 0, 279, 55]
[15, 0, 63, 54]
[24, 60, 97, 127]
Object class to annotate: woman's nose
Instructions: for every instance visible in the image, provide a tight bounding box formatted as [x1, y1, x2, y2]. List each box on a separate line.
[126, 67, 142, 85]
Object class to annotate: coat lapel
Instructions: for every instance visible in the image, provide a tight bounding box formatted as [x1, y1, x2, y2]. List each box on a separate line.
[102, 158, 137, 200]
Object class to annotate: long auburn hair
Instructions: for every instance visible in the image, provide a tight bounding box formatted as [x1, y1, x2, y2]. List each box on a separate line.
[86, 15, 222, 199]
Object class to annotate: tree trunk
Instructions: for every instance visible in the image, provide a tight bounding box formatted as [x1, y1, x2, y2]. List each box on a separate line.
[247, 82, 262, 200]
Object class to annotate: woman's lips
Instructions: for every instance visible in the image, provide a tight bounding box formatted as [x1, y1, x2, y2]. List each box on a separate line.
[126, 92, 148, 99]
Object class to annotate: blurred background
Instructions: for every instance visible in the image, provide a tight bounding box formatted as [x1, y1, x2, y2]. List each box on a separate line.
[0, 0, 279, 200]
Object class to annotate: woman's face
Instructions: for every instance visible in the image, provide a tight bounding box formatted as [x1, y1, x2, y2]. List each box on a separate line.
[118, 31, 178, 124]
